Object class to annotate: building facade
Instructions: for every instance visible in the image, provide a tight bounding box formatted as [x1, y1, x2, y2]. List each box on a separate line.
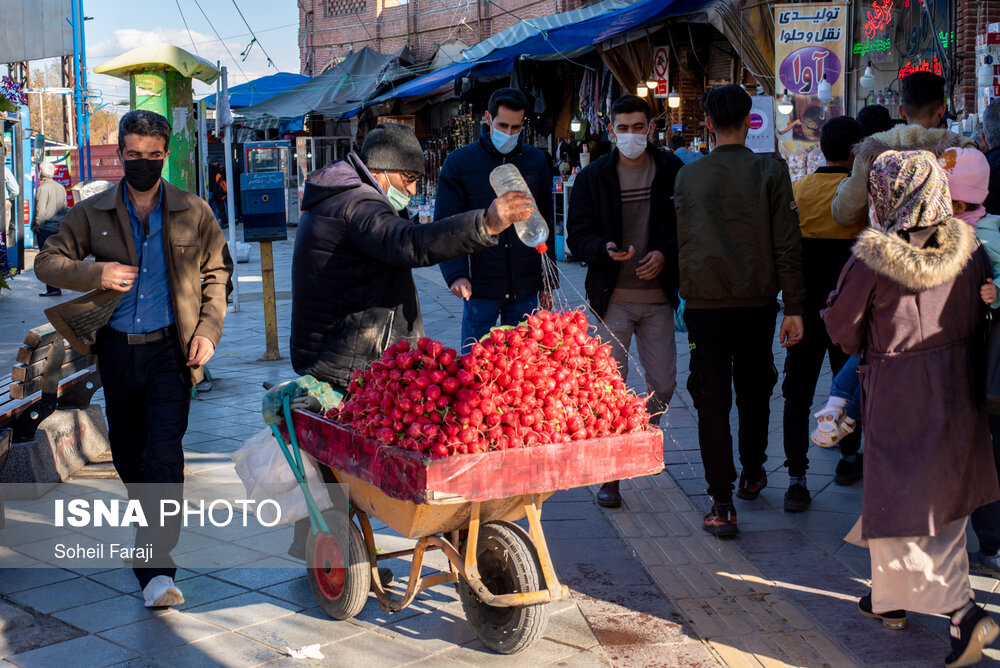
[298, 0, 591, 75]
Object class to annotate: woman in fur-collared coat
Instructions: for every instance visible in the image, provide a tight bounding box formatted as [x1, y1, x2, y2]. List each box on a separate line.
[823, 150, 1000, 667]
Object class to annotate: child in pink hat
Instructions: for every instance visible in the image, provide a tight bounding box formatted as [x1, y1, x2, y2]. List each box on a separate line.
[939, 147, 1000, 305]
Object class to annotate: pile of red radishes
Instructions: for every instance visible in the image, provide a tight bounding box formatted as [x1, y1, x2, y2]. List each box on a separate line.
[329, 310, 650, 457]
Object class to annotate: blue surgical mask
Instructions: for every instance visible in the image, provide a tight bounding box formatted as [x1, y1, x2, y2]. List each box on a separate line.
[383, 172, 412, 211]
[491, 127, 519, 154]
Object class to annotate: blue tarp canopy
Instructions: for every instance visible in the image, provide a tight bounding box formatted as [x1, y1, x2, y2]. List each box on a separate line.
[359, 0, 705, 111]
[364, 58, 512, 106]
[237, 47, 412, 120]
[199, 72, 309, 110]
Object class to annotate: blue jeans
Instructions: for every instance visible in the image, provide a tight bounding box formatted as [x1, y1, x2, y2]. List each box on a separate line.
[210, 197, 227, 225]
[461, 295, 538, 350]
[830, 354, 861, 422]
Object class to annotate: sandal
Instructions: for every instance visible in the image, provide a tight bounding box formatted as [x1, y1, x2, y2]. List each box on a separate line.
[811, 410, 855, 448]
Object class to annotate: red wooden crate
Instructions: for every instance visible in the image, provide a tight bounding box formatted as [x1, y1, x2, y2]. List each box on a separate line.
[290, 410, 664, 505]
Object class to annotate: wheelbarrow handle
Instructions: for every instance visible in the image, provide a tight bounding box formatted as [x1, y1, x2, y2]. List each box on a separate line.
[269, 395, 330, 536]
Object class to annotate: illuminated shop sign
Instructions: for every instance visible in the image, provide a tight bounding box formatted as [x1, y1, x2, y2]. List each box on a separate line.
[898, 57, 942, 78]
[853, 38, 892, 54]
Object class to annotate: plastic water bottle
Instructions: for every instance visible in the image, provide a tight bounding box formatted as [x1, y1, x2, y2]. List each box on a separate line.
[489, 163, 548, 254]
[866, 90, 876, 106]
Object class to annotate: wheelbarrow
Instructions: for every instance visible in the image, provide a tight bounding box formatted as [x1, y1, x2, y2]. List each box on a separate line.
[263, 378, 663, 654]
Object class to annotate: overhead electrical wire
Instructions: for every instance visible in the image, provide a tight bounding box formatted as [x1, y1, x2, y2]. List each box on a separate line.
[230, 0, 277, 69]
[175, 0, 201, 56]
[191, 0, 249, 81]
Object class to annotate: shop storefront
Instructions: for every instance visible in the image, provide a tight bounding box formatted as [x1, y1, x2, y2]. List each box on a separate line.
[850, 0, 953, 116]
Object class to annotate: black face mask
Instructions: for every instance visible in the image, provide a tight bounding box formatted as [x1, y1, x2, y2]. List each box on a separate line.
[122, 158, 164, 192]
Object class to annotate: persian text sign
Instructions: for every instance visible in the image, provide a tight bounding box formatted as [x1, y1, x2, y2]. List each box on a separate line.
[774, 3, 847, 159]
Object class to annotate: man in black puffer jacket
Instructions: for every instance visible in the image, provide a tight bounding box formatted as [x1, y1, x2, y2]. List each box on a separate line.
[290, 122, 534, 389]
[437, 88, 556, 350]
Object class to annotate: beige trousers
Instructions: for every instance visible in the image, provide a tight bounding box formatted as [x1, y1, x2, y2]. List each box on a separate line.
[597, 301, 677, 422]
[847, 515, 973, 614]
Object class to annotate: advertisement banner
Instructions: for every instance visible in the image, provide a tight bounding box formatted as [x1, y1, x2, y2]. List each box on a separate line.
[774, 3, 848, 179]
[746, 96, 776, 153]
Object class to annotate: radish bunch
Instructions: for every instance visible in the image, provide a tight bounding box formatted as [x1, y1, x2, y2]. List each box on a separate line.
[329, 310, 650, 458]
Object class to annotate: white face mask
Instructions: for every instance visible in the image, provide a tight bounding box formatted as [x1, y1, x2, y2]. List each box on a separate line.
[614, 132, 647, 160]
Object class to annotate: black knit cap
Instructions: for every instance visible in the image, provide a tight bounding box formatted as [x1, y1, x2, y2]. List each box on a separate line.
[360, 123, 425, 175]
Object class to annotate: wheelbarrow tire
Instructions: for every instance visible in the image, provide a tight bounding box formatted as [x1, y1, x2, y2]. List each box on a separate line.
[458, 521, 549, 654]
[306, 520, 371, 620]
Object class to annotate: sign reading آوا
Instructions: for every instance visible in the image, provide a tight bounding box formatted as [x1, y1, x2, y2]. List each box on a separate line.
[774, 3, 847, 169]
[898, 57, 942, 78]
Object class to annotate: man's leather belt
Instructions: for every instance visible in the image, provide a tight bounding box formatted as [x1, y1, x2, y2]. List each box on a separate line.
[105, 326, 175, 345]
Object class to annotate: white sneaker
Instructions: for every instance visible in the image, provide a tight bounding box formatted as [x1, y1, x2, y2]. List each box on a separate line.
[143, 575, 184, 608]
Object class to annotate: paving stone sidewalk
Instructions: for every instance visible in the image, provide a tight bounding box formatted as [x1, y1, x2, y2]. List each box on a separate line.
[2, 227, 999, 667]
[0, 232, 716, 667]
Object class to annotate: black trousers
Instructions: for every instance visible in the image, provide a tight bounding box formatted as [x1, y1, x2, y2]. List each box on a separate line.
[34, 228, 59, 292]
[781, 308, 861, 477]
[97, 331, 191, 589]
[686, 305, 778, 503]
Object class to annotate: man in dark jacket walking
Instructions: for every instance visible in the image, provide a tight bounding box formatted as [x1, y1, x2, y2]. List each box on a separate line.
[287, 122, 533, 560]
[290, 122, 533, 388]
[436, 88, 556, 349]
[32, 161, 68, 296]
[566, 94, 684, 509]
[674, 85, 805, 537]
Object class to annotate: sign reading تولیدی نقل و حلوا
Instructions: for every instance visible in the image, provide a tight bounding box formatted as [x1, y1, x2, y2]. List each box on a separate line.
[773, 2, 847, 180]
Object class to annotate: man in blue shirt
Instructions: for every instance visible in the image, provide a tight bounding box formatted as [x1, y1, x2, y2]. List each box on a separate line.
[36, 110, 233, 608]
[668, 136, 702, 164]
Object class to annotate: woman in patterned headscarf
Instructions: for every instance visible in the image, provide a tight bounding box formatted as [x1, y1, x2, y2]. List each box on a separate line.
[823, 150, 1000, 666]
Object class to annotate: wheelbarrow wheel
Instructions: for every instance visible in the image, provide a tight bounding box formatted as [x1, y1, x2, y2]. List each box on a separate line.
[306, 520, 370, 620]
[457, 521, 549, 654]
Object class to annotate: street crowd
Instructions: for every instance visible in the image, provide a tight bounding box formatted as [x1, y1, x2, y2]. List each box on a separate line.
[22, 71, 1000, 666]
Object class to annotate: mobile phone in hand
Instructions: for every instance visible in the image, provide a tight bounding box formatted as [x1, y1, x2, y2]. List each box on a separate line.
[608, 246, 625, 254]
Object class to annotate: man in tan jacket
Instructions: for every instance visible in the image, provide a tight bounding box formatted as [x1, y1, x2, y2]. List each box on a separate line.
[831, 72, 975, 227]
[35, 110, 233, 608]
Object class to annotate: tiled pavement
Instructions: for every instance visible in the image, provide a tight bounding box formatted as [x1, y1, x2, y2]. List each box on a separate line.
[1, 226, 999, 666]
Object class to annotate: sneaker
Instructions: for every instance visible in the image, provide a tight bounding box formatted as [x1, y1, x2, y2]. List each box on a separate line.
[736, 467, 767, 500]
[702, 501, 738, 537]
[783, 483, 812, 512]
[946, 603, 999, 667]
[142, 575, 184, 608]
[811, 411, 856, 448]
[858, 593, 907, 630]
[971, 551, 1000, 578]
[834, 455, 863, 486]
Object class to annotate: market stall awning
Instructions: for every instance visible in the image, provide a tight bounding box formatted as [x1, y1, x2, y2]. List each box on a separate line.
[237, 46, 412, 120]
[355, 0, 709, 113]
[199, 72, 309, 110]
[461, 0, 707, 62]
[363, 57, 513, 107]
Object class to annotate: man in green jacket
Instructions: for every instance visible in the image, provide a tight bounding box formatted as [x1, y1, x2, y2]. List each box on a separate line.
[674, 84, 805, 537]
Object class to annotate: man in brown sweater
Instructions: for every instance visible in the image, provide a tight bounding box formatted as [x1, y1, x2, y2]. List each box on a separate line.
[566, 95, 684, 508]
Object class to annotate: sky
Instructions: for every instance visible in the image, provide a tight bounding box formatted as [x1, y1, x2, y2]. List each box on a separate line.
[34, 0, 301, 108]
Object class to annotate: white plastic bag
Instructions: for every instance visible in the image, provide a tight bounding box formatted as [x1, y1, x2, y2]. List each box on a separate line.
[231, 428, 332, 525]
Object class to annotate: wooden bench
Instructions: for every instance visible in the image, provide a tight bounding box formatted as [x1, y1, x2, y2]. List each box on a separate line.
[0, 323, 102, 527]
